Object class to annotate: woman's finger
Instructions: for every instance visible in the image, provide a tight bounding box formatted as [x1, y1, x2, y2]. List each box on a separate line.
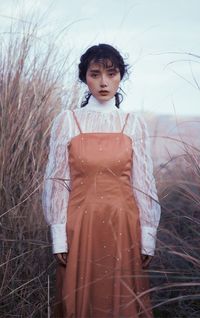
[141, 255, 153, 269]
[54, 253, 68, 266]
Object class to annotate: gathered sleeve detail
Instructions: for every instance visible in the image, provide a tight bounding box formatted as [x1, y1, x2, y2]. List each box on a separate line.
[128, 113, 161, 256]
[42, 110, 72, 254]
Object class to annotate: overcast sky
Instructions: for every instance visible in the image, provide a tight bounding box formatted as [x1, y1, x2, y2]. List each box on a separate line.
[0, 0, 200, 115]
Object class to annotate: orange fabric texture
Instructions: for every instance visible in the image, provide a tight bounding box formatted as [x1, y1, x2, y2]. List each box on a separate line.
[53, 112, 153, 318]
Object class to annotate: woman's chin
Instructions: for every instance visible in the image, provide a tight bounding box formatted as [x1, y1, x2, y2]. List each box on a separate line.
[95, 94, 114, 103]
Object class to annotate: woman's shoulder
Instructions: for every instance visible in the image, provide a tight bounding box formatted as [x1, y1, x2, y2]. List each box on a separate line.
[126, 110, 147, 126]
[52, 108, 75, 124]
[119, 109, 149, 137]
[50, 109, 75, 136]
[119, 108, 142, 123]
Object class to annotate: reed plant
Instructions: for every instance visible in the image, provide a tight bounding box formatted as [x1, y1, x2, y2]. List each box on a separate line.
[151, 144, 200, 318]
[0, 20, 73, 317]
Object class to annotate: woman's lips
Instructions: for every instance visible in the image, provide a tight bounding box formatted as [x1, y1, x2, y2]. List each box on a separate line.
[99, 90, 109, 94]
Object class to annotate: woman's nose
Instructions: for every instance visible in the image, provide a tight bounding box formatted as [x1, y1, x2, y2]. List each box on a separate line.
[100, 75, 108, 87]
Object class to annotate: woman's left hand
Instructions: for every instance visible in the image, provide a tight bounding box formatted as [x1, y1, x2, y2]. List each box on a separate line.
[141, 254, 153, 269]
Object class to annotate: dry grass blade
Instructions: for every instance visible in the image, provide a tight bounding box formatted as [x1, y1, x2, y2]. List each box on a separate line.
[0, 17, 75, 317]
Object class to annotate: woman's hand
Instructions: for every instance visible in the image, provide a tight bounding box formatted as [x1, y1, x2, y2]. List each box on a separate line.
[54, 253, 68, 266]
[141, 254, 153, 269]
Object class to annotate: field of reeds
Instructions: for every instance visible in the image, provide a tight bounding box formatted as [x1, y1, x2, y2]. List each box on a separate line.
[0, 21, 200, 318]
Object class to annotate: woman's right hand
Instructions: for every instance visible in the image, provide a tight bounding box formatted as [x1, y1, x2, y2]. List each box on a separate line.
[54, 253, 68, 266]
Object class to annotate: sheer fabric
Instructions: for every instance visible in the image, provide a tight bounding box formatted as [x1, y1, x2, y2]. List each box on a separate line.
[42, 96, 161, 255]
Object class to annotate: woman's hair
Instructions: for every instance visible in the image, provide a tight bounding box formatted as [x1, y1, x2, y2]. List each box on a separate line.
[78, 44, 129, 108]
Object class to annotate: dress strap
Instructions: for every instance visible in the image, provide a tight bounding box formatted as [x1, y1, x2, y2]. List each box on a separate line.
[121, 113, 130, 133]
[72, 110, 82, 133]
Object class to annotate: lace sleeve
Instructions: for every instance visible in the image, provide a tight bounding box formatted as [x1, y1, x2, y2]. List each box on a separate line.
[42, 110, 71, 254]
[130, 113, 161, 256]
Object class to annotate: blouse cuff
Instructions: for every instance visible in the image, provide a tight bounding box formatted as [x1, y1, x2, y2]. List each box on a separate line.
[141, 225, 157, 256]
[50, 223, 68, 254]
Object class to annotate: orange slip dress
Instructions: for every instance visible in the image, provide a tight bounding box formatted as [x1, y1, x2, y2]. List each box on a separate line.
[54, 111, 153, 318]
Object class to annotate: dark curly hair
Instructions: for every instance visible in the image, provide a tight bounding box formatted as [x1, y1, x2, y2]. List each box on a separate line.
[78, 44, 129, 108]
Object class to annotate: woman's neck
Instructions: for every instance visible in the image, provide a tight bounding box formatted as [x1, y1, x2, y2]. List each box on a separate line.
[85, 95, 117, 113]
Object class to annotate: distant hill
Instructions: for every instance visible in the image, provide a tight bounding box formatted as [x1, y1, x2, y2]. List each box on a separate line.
[144, 113, 200, 166]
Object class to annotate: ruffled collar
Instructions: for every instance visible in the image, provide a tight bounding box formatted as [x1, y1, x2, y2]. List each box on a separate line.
[84, 95, 117, 113]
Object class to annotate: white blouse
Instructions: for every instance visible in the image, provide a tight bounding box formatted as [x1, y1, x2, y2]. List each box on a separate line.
[42, 96, 161, 256]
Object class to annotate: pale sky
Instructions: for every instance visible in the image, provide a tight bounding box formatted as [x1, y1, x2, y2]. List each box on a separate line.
[0, 0, 200, 115]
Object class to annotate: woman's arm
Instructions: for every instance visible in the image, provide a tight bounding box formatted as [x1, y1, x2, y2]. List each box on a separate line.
[130, 113, 161, 256]
[42, 110, 71, 255]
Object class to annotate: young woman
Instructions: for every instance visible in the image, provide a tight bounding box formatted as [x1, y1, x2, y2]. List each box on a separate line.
[42, 43, 161, 318]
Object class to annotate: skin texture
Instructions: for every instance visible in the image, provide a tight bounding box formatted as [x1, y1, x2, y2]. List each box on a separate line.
[54, 59, 154, 269]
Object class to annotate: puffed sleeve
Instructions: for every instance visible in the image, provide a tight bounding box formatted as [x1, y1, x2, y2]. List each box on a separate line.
[42, 110, 71, 254]
[130, 113, 161, 256]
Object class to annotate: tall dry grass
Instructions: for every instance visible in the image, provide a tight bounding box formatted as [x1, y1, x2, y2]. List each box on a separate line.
[150, 143, 200, 317]
[0, 20, 200, 318]
[0, 21, 74, 317]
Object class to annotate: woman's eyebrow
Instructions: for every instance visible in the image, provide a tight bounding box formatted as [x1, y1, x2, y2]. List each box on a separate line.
[106, 67, 119, 72]
[89, 69, 100, 73]
[88, 67, 119, 73]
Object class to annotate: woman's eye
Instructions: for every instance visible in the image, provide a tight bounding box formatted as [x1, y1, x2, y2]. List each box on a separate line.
[108, 72, 115, 77]
[91, 74, 98, 78]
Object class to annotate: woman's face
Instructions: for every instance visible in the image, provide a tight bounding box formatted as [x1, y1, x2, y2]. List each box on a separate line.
[85, 59, 121, 102]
